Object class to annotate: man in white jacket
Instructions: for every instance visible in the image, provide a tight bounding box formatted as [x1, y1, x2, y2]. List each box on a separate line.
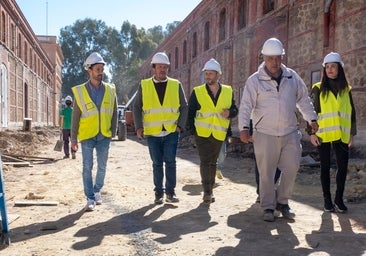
[238, 38, 318, 222]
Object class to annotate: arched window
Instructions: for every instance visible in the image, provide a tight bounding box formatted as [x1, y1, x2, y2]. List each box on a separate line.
[263, 0, 274, 14]
[175, 47, 179, 69]
[219, 8, 226, 42]
[204, 21, 210, 51]
[183, 40, 187, 64]
[238, 0, 246, 30]
[1, 12, 6, 43]
[192, 32, 197, 58]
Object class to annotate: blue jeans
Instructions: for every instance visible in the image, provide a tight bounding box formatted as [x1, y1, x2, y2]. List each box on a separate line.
[216, 141, 227, 171]
[146, 132, 179, 195]
[81, 137, 111, 200]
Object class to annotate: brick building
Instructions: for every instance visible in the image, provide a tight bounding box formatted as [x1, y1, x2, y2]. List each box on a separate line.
[139, 0, 366, 145]
[0, 0, 63, 129]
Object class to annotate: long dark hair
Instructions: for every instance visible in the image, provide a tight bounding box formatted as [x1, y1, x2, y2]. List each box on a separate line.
[320, 63, 348, 98]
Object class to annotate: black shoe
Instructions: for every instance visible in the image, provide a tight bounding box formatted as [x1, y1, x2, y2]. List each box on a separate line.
[255, 195, 260, 203]
[166, 193, 179, 203]
[63, 155, 69, 159]
[154, 193, 164, 204]
[324, 198, 335, 212]
[276, 203, 295, 220]
[263, 209, 275, 222]
[203, 193, 213, 204]
[334, 199, 348, 213]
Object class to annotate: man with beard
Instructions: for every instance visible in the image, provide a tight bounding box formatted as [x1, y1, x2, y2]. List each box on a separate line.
[187, 58, 238, 204]
[71, 52, 117, 212]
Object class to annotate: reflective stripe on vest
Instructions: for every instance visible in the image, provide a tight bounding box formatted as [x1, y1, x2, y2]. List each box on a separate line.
[72, 82, 116, 141]
[141, 78, 180, 135]
[194, 84, 232, 141]
[313, 82, 352, 143]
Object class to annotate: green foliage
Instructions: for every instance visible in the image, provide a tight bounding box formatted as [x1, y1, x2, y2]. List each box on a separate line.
[59, 18, 181, 102]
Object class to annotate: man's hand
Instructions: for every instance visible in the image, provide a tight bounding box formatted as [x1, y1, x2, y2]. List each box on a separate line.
[136, 128, 144, 139]
[71, 141, 78, 151]
[240, 130, 253, 143]
[221, 109, 230, 119]
[311, 121, 319, 134]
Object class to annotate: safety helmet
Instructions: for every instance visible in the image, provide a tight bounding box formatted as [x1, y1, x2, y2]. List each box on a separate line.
[84, 52, 106, 70]
[65, 95, 73, 102]
[151, 52, 170, 65]
[261, 38, 285, 56]
[322, 52, 344, 67]
[202, 58, 222, 75]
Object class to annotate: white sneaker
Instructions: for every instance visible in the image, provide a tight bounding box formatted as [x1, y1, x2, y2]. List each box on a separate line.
[85, 199, 95, 212]
[94, 192, 102, 205]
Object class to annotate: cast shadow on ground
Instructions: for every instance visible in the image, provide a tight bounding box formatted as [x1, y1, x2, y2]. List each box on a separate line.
[72, 203, 165, 250]
[215, 203, 312, 255]
[151, 202, 217, 244]
[305, 212, 366, 255]
[1, 209, 85, 249]
[71, 202, 217, 250]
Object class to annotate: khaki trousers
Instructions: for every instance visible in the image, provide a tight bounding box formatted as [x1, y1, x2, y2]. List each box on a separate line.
[253, 130, 302, 210]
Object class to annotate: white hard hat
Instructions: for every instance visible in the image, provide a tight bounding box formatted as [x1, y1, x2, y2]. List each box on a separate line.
[322, 52, 344, 67]
[65, 95, 73, 102]
[151, 52, 170, 65]
[84, 52, 106, 70]
[202, 58, 222, 74]
[261, 38, 285, 56]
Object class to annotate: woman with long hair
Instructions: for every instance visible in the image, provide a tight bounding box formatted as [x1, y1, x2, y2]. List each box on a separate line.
[309, 52, 357, 213]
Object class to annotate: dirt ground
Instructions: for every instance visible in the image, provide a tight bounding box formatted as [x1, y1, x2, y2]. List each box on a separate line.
[1, 129, 366, 256]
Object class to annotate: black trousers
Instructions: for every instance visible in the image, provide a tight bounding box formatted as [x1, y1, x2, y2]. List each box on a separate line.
[318, 140, 349, 201]
[195, 135, 223, 196]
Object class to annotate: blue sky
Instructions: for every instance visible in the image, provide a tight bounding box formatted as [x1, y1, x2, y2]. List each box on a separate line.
[16, 0, 202, 37]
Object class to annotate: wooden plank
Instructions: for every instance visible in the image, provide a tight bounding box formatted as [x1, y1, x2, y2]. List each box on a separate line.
[1, 155, 24, 162]
[3, 154, 55, 161]
[14, 201, 59, 206]
[2, 162, 31, 167]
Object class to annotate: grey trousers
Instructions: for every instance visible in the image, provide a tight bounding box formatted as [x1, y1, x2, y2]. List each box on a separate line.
[253, 130, 302, 210]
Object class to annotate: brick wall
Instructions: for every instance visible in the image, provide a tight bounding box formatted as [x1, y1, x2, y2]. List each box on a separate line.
[139, 0, 366, 146]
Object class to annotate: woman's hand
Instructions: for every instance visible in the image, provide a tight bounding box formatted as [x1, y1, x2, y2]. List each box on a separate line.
[310, 134, 320, 146]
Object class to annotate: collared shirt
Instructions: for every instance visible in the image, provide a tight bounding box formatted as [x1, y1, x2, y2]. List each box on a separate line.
[87, 81, 105, 110]
[87, 80, 106, 140]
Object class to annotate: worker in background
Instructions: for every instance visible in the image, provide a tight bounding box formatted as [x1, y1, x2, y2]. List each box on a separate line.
[238, 38, 318, 222]
[187, 58, 238, 204]
[60, 95, 76, 159]
[308, 52, 357, 213]
[71, 52, 117, 212]
[133, 52, 188, 204]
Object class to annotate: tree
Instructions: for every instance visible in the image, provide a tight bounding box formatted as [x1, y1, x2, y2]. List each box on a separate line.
[59, 18, 181, 103]
[59, 18, 122, 97]
[165, 21, 181, 36]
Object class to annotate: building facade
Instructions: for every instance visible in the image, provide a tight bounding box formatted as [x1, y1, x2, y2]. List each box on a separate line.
[0, 0, 63, 129]
[139, 0, 366, 144]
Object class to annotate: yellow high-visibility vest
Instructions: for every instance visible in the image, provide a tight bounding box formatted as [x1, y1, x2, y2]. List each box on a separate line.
[72, 82, 116, 141]
[141, 78, 180, 135]
[194, 84, 232, 141]
[313, 82, 352, 143]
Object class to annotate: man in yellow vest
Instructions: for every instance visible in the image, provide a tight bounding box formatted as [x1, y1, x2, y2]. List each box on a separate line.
[187, 58, 238, 204]
[133, 52, 188, 204]
[71, 52, 117, 212]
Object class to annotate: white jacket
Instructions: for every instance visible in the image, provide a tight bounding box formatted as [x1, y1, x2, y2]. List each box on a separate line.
[238, 62, 317, 136]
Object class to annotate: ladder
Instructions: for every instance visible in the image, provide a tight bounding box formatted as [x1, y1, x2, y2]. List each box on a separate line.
[0, 155, 10, 246]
